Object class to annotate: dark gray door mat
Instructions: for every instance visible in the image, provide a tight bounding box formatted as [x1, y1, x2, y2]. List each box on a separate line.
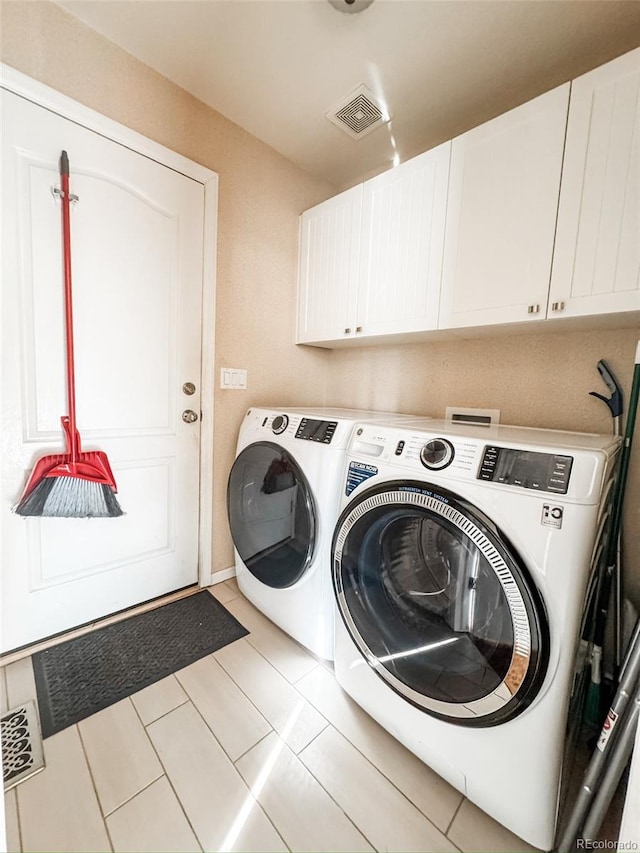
[33, 591, 249, 738]
[2, 700, 45, 790]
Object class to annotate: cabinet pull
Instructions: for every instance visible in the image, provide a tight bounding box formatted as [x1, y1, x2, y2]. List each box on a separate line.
[344, 327, 351, 334]
[356, 326, 363, 333]
[527, 304, 540, 314]
[552, 301, 565, 312]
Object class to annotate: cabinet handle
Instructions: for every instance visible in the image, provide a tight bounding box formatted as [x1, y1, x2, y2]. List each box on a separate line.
[344, 327, 351, 334]
[356, 326, 363, 333]
[552, 301, 565, 312]
[527, 304, 540, 314]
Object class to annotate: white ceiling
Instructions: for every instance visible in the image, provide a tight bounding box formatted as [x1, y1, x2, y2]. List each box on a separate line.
[58, 0, 640, 189]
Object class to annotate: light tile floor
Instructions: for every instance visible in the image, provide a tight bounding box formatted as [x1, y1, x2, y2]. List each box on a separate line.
[0, 580, 603, 853]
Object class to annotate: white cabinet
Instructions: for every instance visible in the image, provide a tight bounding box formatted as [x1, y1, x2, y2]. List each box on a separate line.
[296, 48, 639, 348]
[438, 84, 570, 330]
[548, 47, 640, 320]
[356, 143, 450, 340]
[296, 142, 450, 346]
[296, 184, 362, 344]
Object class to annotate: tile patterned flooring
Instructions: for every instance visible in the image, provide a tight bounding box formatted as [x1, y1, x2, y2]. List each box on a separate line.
[2, 580, 544, 853]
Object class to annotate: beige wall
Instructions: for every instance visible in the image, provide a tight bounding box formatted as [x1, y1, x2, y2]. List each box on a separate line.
[0, 0, 334, 575]
[2, 2, 638, 612]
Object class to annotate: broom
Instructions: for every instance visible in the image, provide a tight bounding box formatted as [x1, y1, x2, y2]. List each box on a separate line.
[585, 344, 640, 728]
[585, 359, 623, 730]
[14, 151, 123, 519]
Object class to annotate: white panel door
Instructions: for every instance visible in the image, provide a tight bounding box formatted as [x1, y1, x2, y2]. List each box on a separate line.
[296, 185, 362, 346]
[439, 84, 569, 329]
[1, 92, 205, 651]
[548, 48, 640, 319]
[356, 142, 451, 339]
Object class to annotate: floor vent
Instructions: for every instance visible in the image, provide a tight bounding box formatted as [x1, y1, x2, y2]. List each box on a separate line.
[1, 700, 45, 791]
[326, 84, 389, 139]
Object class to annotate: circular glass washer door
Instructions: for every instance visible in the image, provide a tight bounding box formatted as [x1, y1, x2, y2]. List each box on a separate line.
[332, 480, 549, 726]
[227, 441, 316, 589]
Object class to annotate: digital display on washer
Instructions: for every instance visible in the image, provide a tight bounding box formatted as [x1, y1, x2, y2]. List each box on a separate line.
[295, 418, 338, 444]
[478, 446, 573, 494]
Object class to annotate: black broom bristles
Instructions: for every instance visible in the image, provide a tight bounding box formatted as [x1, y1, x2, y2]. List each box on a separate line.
[15, 476, 123, 518]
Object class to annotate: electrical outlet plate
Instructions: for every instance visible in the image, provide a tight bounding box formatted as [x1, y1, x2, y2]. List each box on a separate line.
[220, 368, 247, 390]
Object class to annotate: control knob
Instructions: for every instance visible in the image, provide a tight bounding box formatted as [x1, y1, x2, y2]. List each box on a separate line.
[420, 438, 455, 470]
[272, 414, 289, 435]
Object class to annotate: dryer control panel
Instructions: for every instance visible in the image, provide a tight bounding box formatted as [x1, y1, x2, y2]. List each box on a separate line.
[478, 446, 573, 494]
[295, 418, 338, 444]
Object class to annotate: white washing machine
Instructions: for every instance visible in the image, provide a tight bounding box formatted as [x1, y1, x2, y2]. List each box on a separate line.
[331, 418, 621, 850]
[226, 407, 420, 660]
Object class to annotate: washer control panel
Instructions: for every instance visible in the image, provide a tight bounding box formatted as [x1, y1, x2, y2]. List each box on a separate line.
[478, 446, 573, 494]
[295, 418, 338, 444]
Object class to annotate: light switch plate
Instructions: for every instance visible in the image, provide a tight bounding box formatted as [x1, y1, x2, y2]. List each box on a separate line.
[220, 368, 247, 390]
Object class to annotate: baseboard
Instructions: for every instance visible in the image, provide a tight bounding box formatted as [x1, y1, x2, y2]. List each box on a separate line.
[208, 566, 236, 586]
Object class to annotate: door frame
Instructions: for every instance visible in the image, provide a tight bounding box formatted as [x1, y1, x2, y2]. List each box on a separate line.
[1, 64, 218, 589]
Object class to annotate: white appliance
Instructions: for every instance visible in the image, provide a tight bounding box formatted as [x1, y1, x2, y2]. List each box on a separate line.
[227, 407, 420, 660]
[331, 418, 621, 849]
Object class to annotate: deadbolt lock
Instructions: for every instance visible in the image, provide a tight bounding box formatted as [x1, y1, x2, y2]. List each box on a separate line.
[182, 382, 196, 396]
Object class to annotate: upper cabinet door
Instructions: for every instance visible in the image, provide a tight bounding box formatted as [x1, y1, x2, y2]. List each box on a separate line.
[439, 84, 570, 329]
[355, 142, 451, 339]
[296, 185, 362, 345]
[548, 48, 640, 320]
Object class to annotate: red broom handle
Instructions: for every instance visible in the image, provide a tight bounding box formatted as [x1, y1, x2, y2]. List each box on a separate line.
[60, 151, 80, 462]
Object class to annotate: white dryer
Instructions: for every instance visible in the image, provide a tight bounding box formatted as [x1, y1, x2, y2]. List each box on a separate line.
[331, 419, 621, 850]
[226, 407, 419, 660]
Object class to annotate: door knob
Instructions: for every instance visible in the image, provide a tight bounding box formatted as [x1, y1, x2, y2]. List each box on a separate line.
[182, 409, 199, 423]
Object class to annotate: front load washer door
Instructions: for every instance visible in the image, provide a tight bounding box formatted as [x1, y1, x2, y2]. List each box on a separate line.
[227, 442, 316, 589]
[332, 480, 549, 726]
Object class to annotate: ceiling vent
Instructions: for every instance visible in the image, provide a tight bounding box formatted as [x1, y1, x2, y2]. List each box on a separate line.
[326, 85, 390, 140]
